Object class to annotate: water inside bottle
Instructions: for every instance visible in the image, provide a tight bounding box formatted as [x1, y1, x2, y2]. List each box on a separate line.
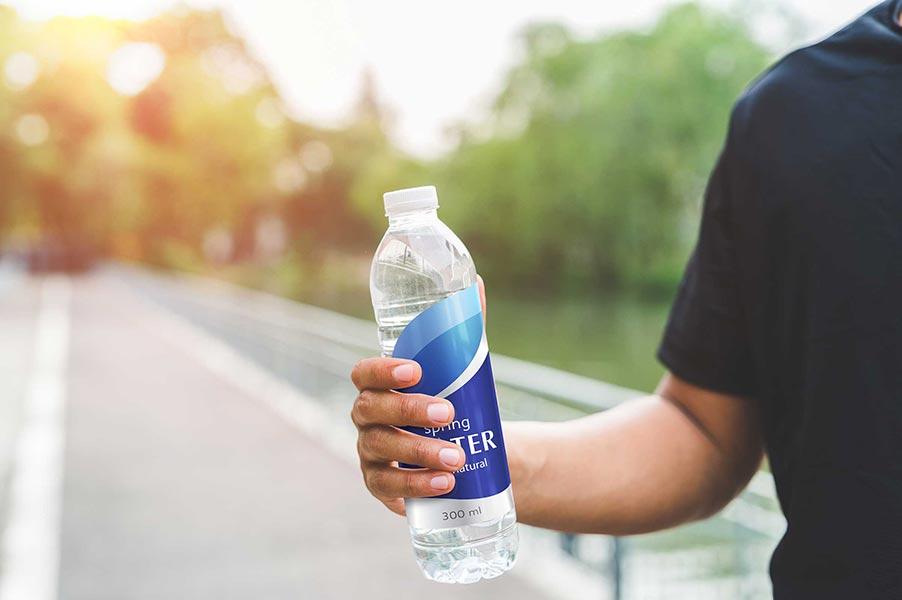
[370, 205, 518, 584]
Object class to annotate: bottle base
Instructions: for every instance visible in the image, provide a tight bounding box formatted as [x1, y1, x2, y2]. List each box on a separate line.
[411, 523, 518, 584]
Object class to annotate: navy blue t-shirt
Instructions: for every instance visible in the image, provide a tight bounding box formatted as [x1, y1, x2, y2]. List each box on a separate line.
[658, 1, 902, 597]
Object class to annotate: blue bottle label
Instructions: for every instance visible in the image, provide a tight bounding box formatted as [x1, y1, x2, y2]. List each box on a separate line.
[392, 284, 512, 508]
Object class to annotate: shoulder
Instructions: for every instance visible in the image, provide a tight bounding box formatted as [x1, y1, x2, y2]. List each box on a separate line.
[728, 2, 893, 146]
[727, 46, 824, 150]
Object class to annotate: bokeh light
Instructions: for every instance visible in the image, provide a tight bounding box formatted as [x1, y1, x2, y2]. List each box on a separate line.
[200, 43, 264, 95]
[202, 227, 234, 263]
[272, 157, 307, 194]
[299, 140, 332, 174]
[3, 52, 40, 91]
[107, 43, 165, 96]
[255, 97, 286, 128]
[15, 113, 49, 146]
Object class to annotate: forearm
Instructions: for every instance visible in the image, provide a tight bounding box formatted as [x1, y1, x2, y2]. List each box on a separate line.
[505, 393, 762, 535]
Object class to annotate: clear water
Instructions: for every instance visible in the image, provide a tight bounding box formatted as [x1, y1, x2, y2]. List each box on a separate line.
[370, 208, 518, 584]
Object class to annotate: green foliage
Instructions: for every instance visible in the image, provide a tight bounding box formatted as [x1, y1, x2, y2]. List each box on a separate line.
[433, 3, 771, 293]
[0, 2, 774, 301]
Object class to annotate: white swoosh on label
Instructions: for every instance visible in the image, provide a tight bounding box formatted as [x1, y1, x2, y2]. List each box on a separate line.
[435, 329, 489, 399]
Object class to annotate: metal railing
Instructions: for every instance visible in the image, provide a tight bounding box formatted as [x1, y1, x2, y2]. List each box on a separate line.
[115, 265, 784, 600]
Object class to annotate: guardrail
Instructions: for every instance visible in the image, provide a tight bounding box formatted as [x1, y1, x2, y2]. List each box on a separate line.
[115, 265, 784, 600]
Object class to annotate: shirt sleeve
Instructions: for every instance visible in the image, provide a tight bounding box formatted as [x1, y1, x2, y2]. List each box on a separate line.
[657, 126, 758, 397]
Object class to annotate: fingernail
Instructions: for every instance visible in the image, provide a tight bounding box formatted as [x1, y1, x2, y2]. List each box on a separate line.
[430, 475, 451, 490]
[427, 403, 450, 423]
[393, 364, 415, 384]
[439, 447, 463, 468]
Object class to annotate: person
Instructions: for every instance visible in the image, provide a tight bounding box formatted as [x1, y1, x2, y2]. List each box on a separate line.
[349, 2, 902, 597]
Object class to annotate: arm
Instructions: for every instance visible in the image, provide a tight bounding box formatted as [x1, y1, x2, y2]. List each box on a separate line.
[350, 277, 763, 533]
[350, 364, 762, 534]
[505, 373, 763, 534]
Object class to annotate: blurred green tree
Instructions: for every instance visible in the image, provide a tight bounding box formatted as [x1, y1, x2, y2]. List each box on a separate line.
[431, 3, 771, 294]
[0, 2, 774, 302]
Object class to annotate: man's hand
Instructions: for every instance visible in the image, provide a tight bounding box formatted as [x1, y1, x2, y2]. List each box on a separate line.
[350, 358, 465, 515]
[350, 276, 487, 516]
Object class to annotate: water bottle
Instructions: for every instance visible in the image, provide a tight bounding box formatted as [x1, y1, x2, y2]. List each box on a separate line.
[369, 186, 518, 584]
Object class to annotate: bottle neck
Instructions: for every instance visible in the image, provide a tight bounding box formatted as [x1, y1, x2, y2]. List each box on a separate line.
[387, 208, 438, 229]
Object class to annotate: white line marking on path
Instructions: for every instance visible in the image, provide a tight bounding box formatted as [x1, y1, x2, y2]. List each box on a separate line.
[0, 277, 70, 600]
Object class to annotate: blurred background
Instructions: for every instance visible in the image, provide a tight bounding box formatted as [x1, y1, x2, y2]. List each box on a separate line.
[0, 1, 880, 599]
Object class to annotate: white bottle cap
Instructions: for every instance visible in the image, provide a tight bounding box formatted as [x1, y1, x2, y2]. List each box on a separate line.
[383, 185, 438, 217]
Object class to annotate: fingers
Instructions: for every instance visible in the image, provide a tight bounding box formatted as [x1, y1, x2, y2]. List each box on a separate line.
[358, 425, 465, 471]
[364, 464, 456, 500]
[351, 357, 421, 391]
[352, 389, 455, 429]
[350, 357, 464, 511]
[381, 496, 407, 516]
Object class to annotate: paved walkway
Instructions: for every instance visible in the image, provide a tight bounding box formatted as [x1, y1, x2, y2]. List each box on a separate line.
[0, 273, 551, 600]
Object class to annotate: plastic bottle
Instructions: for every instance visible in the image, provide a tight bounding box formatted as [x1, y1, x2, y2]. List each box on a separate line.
[369, 185, 518, 584]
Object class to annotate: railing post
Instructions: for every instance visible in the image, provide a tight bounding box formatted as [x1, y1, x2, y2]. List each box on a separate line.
[559, 532, 577, 556]
[611, 536, 623, 600]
